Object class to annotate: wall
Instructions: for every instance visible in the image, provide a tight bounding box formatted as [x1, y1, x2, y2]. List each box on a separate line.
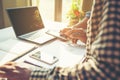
[81, 0, 93, 12]
[0, 0, 4, 29]
[1, 0, 31, 28]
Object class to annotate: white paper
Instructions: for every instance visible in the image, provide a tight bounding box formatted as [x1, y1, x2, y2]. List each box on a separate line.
[0, 50, 17, 66]
[57, 42, 86, 67]
[27, 40, 86, 68]
[0, 38, 36, 55]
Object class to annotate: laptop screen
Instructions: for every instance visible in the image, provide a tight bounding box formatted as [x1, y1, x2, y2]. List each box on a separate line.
[6, 6, 44, 36]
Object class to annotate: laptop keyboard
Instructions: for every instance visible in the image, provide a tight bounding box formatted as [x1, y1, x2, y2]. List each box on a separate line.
[26, 31, 55, 44]
[28, 33, 52, 40]
[28, 32, 43, 39]
[19, 29, 55, 44]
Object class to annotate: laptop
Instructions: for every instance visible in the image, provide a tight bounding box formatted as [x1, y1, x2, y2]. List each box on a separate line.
[6, 6, 56, 45]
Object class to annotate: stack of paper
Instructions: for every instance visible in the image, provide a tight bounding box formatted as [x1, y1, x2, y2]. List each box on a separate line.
[0, 38, 37, 55]
[0, 50, 17, 66]
[0, 38, 37, 65]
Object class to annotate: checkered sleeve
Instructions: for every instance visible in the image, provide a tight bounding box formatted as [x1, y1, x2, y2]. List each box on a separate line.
[79, 0, 120, 80]
[29, 67, 54, 80]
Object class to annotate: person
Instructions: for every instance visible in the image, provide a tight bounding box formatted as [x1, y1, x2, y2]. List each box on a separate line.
[0, 0, 120, 80]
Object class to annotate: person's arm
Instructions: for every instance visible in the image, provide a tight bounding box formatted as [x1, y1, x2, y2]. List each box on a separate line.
[72, 11, 91, 29]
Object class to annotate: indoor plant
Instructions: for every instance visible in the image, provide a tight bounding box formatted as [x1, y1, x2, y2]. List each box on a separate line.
[66, 0, 84, 27]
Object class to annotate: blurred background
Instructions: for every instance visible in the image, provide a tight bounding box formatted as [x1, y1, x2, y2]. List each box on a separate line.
[0, 0, 93, 29]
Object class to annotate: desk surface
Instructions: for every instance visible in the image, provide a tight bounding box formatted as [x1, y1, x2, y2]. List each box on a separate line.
[0, 21, 86, 68]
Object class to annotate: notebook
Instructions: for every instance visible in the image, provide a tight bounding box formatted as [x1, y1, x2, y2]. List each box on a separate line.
[6, 6, 56, 45]
[0, 38, 37, 65]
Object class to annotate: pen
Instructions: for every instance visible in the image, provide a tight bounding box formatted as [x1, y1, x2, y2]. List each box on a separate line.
[0, 78, 8, 80]
[24, 60, 43, 68]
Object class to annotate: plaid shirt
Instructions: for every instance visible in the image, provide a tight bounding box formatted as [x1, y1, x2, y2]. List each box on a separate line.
[29, 0, 120, 80]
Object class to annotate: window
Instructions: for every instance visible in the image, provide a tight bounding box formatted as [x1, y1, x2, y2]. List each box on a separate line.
[38, 0, 55, 22]
[32, 0, 72, 23]
[62, 0, 72, 23]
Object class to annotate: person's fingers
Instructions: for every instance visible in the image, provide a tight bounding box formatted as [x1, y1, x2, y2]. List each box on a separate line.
[0, 70, 5, 74]
[15, 66, 28, 72]
[69, 30, 86, 37]
[72, 39, 78, 44]
[5, 62, 16, 66]
[0, 66, 25, 80]
[0, 70, 20, 80]
[0, 65, 16, 73]
[61, 29, 78, 40]
[0, 70, 7, 78]
[60, 28, 72, 37]
[63, 29, 77, 36]
[0, 63, 31, 80]
[60, 28, 72, 33]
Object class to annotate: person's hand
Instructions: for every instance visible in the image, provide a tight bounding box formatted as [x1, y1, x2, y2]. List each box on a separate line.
[59, 16, 88, 44]
[65, 28, 87, 44]
[60, 27, 72, 38]
[0, 62, 31, 80]
[60, 28, 86, 43]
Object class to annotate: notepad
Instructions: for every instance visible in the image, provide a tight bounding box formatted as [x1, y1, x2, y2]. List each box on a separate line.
[0, 38, 37, 55]
[0, 50, 17, 66]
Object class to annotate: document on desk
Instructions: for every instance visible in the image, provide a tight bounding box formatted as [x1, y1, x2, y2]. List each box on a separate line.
[0, 50, 18, 66]
[23, 40, 86, 68]
[0, 38, 37, 56]
[57, 41, 86, 68]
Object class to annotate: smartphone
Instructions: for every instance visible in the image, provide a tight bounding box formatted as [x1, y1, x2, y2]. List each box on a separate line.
[29, 51, 59, 65]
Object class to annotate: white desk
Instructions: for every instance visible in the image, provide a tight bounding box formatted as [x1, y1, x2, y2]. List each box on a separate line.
[0, 22, 86, 68]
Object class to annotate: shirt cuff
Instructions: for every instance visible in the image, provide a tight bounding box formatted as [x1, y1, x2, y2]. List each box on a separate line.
[29, 67, 54, 80]
[85, 11, 91, 18]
